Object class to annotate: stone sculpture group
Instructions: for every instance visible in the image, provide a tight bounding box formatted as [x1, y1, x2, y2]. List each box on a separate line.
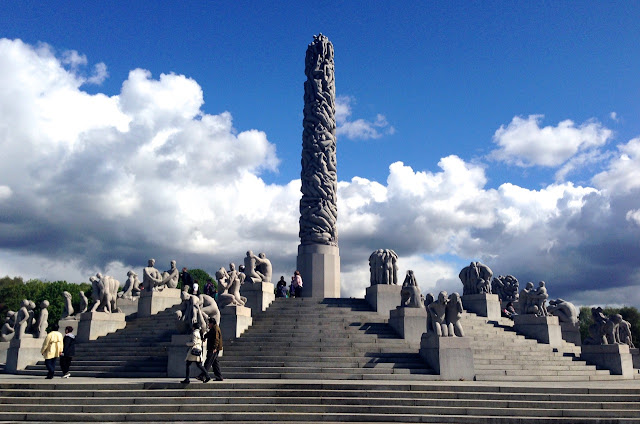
[491, 275, 519, 303]
[425, 291, 464, 338]
[459, 262, 493, 295]
[0, 298, 49, 340]
[583, 307, 635, 348]
[369, 249, 399, 286]
[518, 281, 550, 316]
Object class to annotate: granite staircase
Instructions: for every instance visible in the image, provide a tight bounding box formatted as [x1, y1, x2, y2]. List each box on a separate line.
[461, 311, 616, 381]
[220, 297, 437, 380]
[16, 305, 178, 377]
[1, 380, 640, 423]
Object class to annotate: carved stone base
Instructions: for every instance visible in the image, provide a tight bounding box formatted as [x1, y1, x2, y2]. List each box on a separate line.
[297, 244, 340, 298]
[220, 305, 252, 341]
[241, 282, 275, 314]
[630, 348, 640, 369]
[388, 307, 427, 345]
[58, 318, 79, 335]
[419, 333, 475, 381]
[365, 284, 401, 316]
[138, 288, 181, 317]
[0, 340, 10, 364]
[462, 294, 500, 321]
[513, 314, 563, 348]
[116, 297, 139, 317]
[560, 321, 582, 346]
[5, 337, 42, 372]
[581, 344, 634, 378]
[77, 312, 126, 342]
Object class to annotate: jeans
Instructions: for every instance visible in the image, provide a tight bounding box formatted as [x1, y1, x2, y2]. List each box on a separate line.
[44, 358, 57, 378]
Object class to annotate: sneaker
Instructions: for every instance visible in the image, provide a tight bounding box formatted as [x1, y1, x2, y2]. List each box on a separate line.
[180, 379, 190, 384]
[62, 373, 71, 378]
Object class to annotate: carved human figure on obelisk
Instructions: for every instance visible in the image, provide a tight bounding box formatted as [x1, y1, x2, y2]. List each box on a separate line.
[297, 34, 341, 298]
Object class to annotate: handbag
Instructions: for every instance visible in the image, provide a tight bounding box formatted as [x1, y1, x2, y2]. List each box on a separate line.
[190, 347, 202, 356]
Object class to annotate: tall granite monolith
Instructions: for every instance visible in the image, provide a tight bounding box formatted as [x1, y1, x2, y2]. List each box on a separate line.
[297, 34, 340, 298]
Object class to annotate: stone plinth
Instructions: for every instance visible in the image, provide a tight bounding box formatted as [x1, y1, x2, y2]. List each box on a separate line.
[0, 341, 10, 364]
[58, 318, 79, 335]
[365, 284, 401, 316]
[462, 294, 500, 321]
[581, 344, 634, 378]
[77, 312, 126, 342]
[513, 314, 563, 348]
[560, 321, 582, 346]
[419, 334, 475, 381]
[241, 282, 275, 314]
[297, 244, 340, 298]
[117, 297, 139, 317]
[220, 305, 252, 341]
[168, 334, 196, 378]
[388, 307, 427, 345]
[630, 348, 640, 370]
[138, 288, 181, 317]
[5, 337, 42, 372]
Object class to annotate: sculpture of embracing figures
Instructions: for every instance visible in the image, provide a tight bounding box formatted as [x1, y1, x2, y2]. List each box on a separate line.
[369, 249, 399, 286]
[89, 273, 120, 313]
[459, 261, 493, 295]
[216, 264, 246, 308]
[425, 291, 465, 337]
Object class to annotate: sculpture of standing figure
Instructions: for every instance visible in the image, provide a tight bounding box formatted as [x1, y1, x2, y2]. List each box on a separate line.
[199, 294, 221, 326]
[78, 291, 89, 314]
[424, 293, 436, 334]
[36, 300, 49, 338]
[14, 300, 31, 339]
[369, 249, 399, 286]
[163, 260, 179, 289]
[427, 291, 449, 337]
[399, 270, 422, 307]
[445, 292, 464, 337]
[61, 291, 74, 319]
[533, 281, 549, 316]
[26, 301, 36, 335]
[619, 318, 635, 348]
[175, 291, 208, 334]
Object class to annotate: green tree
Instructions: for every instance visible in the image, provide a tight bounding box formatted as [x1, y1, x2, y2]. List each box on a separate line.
[180, 268, 215, 294]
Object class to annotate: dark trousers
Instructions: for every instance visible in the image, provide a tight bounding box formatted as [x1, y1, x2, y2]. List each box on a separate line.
[294, 286, 302, 297]
[60, 356, 72, 374]
[185, 360, 207, 380]
[203, 350, 222, 379]
[44, 358, 57, 378]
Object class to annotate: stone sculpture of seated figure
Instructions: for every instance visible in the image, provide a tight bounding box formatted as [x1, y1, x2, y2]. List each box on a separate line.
[427, 291, 449, 337]
[547, 298, 578, 324]
[216, 266, 242, 308]
[243, 251, 262, 284]
[400, 270, 422, 308]
[143, 259, 164, 292]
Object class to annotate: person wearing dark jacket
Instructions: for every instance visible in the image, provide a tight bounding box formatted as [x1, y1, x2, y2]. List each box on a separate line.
[198, 319, 223, 381]
[181, 267, 195, 293]
[60, 326, 76, 378]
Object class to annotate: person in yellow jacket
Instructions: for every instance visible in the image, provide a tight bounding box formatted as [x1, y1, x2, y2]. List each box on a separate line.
[41, 328, 63, 379]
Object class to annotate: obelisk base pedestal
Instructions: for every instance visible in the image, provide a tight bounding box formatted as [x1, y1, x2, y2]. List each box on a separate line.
[297, 244, 340, 299]
[241, 282, 275, 314]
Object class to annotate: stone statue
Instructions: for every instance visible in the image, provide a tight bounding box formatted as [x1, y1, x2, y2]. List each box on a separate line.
[0, 311, 16, 342]
[548, 298, 578, 324]
[583, 307, 608, 345]
[162, 260, 179, 289]
[254, 252, 272, 284]
[519, 282, 549, 316]
[243, 251, 262, 284]
[619, 318, 635, 348]
[90, 273, 120, 313]
[368, 249, 399, 285]
[175, 291, 208, 334]
[459, 262, 493, 295]
[427, 291, 449, 337]
[299, 34, 338, 246]
[142, 258, 164, 292]
[36, 300, 49, 338]
[26, 300, 36, 335]
[199, 294, 221, 326]
[445, 292, 465, 337]
[491, 275, 519, 302]
[78, 291, 89, 314]
[228, 264, 247, 306]
[61, 291, 74, 319]
[216, 266, 245, 308]
[14, 300, 31, 339]
[119, 270, 141, 300]
[533, 281, 549, 316]
[424, 293, 436, 334]
[399, 270, 422, 307]
[604, 313, 623, 345]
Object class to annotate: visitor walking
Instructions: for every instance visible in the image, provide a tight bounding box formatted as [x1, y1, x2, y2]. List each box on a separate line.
[60, 326, 76, 378]
[276, 276, 287, 298]
[182, 322, 209, 384]
[40, 327, 63, 379]
[291, 270, 303, 298]
[198, 318, 223, 382]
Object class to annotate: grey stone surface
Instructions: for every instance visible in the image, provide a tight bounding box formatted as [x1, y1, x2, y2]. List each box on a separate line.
[219, 305, 252, 341]
[368, 249, 398, 285]
[548, 298, 579, 324]
[115, 297, 138, 317]
[419, 333, 475, 380]
[365, 283, 401, 316]
[461, 293, 501, 321]
[57, 317, 78, 335]
[513, 314, 563, 348]
[297, 243, 340, 298]
[61, 291, 74, 319]
[400, 270, 422, 307]
[389, 305, 427, 345]
[297, 34, 341, 298]
[241, 281, 275, 313]
[631, 347, 640, 369]
[459, 262, 493, 295]
[5, 337, 42, 372]
[77, 311, 126, 342]
[0, 340, 9, 364]
[560, 321, 582, 346]
[137, 287, 182, 317]
[580, 344, 634, 378]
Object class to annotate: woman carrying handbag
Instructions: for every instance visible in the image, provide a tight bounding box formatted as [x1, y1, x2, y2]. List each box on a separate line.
[181, 322, 209, 383]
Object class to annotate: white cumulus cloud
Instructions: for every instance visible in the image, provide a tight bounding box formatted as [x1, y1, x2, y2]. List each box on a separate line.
[335, 95, 395, 140]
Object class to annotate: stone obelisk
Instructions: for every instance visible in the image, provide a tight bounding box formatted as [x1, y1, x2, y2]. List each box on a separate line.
[297, 34, 341, 298]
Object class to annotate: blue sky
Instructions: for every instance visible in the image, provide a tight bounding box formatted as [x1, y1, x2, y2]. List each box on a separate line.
[1, 2, 640, 307]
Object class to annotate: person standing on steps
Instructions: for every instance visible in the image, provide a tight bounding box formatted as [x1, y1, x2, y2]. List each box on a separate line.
[198, 318, 224, 382]
[291, 270, 303, 298]
[60, 326, 76, 378]
[40, 326, 63, 379]
[275, 276, 288, 298]
[182, 322, 209, 384]
[181, 267, 195, 293]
